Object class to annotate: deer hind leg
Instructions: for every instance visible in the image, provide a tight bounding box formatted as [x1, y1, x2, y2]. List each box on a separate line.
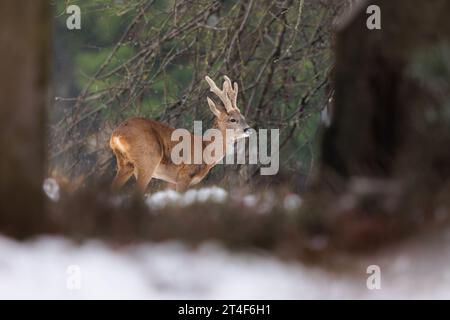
[131, 146, 163, 194]
[134, 159, 161, 194]
[111, 151, 134, 192]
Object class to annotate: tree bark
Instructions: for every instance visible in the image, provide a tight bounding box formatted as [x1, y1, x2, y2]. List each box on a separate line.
[0, 1, 49, 237]
[318, 0, 450, 190]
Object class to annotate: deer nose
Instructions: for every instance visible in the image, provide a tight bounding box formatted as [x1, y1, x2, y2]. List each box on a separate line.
[244, 127, 253, 135]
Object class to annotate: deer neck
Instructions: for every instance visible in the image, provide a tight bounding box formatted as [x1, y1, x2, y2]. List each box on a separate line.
[202, 119, 234, 167]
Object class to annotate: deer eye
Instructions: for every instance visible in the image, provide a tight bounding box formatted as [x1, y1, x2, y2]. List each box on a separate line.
[230, 118, 237, 123]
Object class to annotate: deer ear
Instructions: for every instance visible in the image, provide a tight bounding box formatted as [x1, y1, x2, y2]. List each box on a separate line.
[207, 97, 222, 117]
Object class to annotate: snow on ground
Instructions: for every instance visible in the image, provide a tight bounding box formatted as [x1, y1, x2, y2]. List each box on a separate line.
[145, 187, 228, 210]
[36, 183, 450, 299]
[43, 178, 60, 202]
[1, 228, 450, 299]
[143, 187, 302, 214]
[43, 179, 303, 212]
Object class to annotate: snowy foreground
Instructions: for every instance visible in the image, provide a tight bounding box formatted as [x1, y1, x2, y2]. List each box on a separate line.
[1, 228, 450, 299]
[5, 183, 447, 299]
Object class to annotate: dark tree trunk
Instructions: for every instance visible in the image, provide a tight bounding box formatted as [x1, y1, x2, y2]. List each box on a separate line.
[318, 0, 450, 191]
[0, 1, 49, 237]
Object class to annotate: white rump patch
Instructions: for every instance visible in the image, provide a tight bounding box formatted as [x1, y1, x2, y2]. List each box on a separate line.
[113, 136, 127, 153]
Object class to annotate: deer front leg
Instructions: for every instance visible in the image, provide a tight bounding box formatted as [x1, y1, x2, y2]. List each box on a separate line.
[176, 168, 192, 192]
[166, 182, 177, 190]
[176, 180, 190, 193]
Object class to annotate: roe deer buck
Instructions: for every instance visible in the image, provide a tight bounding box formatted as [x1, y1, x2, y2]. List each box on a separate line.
[110, 75, 252, 194]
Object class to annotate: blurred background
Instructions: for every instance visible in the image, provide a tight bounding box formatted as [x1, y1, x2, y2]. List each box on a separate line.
[1, 0, 450, 299]
[49, 0, 342, 192]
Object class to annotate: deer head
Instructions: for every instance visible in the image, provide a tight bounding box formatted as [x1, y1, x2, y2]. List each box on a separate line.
[205, 75, 252, 140]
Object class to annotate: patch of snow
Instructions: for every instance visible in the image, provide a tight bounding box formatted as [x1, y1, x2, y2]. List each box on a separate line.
[283, 194, 302, 211]
[43, 178, 60, 202]
[195, 187, 227, 203]
[242, 195, 258, 207]
[145, 187, 227, 210]
[146, 189, 181, 210]
[1, 229, 450, 299]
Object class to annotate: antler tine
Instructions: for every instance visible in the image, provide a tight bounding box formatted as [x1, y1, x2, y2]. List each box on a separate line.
[205, 76, 233, 112]
[223, 75, 238, 109]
